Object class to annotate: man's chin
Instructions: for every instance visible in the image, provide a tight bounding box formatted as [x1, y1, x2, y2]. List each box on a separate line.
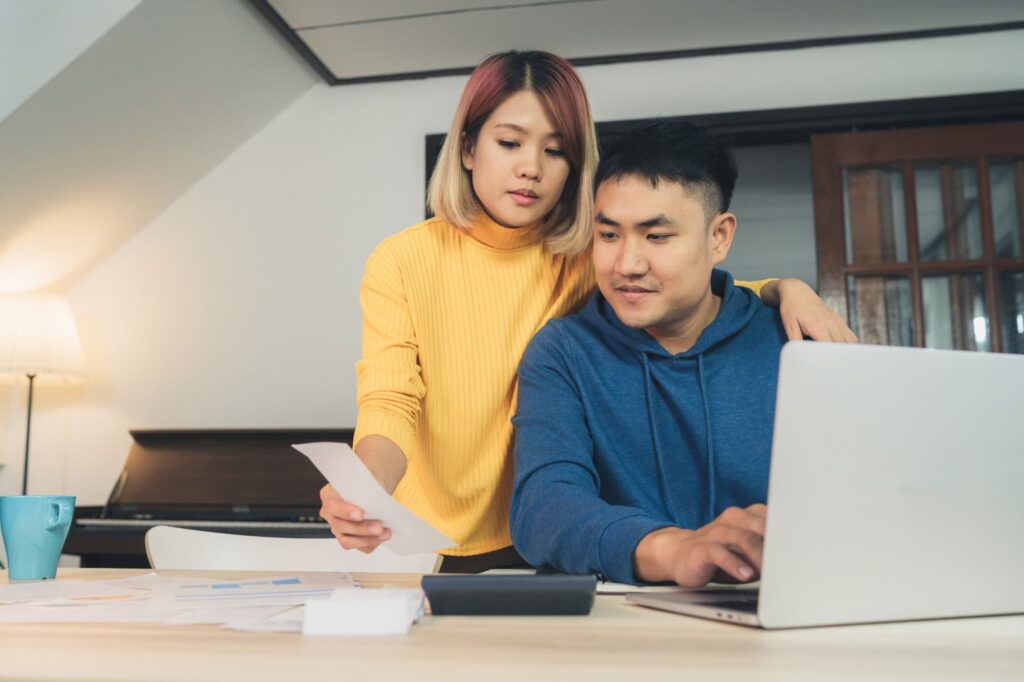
[608, 306, 652, 330]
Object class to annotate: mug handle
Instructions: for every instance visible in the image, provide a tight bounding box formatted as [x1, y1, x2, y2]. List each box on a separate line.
[46, 499, 74, 532]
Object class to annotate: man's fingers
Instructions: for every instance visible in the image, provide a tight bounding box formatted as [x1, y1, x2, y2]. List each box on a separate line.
[707, 543, 757, 583]
[719, 527, 764, 571]
[717, 506, 767, 537]
[744, 503, 768, 519]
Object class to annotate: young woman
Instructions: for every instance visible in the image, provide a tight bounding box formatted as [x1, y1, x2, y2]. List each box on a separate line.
[320, 51, 855, 572]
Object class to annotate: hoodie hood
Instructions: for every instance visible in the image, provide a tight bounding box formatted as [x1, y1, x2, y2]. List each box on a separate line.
[580, 269, 761, 358]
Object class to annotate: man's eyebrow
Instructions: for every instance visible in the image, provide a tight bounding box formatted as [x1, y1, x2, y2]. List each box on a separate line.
[596, 212, 620, 226]
[638, 214, 672, 228]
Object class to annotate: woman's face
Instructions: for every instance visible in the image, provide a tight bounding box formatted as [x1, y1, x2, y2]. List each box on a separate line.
[462, 89, 572, 228]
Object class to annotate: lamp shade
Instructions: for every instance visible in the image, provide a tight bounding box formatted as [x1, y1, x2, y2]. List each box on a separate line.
[0, 294, 86, 385]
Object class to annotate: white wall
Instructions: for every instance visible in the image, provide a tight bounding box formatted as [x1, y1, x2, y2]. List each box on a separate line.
[5, 29, 1023, 503]
[729, 144, 817, 286]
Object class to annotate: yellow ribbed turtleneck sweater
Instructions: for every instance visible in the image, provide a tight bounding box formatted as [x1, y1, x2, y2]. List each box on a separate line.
[354, 214, 768, 556]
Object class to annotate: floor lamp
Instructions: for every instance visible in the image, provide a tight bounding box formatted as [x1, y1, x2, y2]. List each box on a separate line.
[0, 294, 86, 495]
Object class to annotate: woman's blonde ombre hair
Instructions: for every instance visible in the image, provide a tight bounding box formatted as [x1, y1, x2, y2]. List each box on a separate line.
[427, 51, 598, 257]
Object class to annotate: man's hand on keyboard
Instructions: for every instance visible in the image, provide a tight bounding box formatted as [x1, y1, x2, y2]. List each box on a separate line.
[633, 504, 767, 588]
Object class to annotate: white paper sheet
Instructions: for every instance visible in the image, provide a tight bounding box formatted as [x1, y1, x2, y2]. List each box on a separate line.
[0, 579, 152, 604]
[293, 442, 454, 555]
[154, 574, 352, 608]
[0, 574, 356, 627]
[225, 605, 306, 632]
[302, 587, 424, 636]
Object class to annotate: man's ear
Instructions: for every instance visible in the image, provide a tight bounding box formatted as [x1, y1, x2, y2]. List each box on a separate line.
[709, 211, 737, 266]
[461, 132, 475, 171]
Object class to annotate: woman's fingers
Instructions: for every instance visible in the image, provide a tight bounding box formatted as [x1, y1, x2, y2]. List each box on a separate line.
[319, 484, 391, 552]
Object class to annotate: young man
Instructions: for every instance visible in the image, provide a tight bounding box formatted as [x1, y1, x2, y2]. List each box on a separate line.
[510, 122, 789, 587]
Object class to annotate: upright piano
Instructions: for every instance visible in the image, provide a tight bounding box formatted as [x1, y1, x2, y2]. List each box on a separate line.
[65, 429, 350, 567]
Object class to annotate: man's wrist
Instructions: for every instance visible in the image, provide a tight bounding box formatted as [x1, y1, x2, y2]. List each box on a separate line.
[633, 526, 692, 583]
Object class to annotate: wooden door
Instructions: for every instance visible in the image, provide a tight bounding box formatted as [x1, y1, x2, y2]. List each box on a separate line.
[812, 121, 1024, 352]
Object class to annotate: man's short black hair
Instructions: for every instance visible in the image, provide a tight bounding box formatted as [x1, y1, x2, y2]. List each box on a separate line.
[595, 121, 738, 221]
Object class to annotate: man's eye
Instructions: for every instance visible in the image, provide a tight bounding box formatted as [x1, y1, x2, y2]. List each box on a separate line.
[598, 231, 618, 241]
[648, 233, 672, 242]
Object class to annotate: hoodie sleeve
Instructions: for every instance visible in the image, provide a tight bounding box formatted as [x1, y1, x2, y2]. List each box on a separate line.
[511, 324, 671, 584]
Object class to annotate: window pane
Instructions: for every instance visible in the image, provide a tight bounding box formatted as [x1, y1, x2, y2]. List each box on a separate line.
[915, 162, 983, 261]
[989, 160, 1022, 258]
[843, 166, 907, 265]
[847, 276, 912, 346]
[922, 274, 989, 351]
[999, 271, 1024, 354]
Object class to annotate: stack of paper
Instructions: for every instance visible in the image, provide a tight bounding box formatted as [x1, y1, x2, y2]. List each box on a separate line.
[303, 588, 424, 636]
[0, 573, 356, 632]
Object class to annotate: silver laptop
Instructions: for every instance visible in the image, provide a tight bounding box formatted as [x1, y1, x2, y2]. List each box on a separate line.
[628, 341, 1024, 628]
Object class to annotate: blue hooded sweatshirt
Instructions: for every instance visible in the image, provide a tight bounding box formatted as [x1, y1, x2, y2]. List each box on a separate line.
[510, 269, 788, 584]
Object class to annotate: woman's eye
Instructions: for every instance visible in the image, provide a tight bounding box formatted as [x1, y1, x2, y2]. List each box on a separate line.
[497, 139, 519, 149]
[545, 147, 566, 157]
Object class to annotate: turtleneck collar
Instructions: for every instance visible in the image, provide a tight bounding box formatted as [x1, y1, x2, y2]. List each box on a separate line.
[466, 211, 541, 251]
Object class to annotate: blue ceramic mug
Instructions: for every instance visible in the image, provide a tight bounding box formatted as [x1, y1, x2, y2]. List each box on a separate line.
[1, 495, 76, 580]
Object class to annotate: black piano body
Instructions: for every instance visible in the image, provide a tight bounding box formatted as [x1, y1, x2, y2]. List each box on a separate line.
[65, 429, 349, 567]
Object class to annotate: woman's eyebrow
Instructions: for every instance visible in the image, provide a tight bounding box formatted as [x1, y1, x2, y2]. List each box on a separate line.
[494, 123, 527, 133]
[493, 123, 563, 139]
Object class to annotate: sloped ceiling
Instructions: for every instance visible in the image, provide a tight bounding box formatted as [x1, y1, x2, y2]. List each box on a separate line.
[0, 0, 141, 123]
[0, 0, 316, 294]
[256, 0, 1024, 84]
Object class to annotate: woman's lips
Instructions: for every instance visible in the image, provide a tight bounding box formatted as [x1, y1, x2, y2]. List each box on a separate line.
[509, 190, 539, 206]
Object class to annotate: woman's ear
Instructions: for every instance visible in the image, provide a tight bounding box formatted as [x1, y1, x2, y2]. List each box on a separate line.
[461, 132, 475, 171]
[709, 212, 737, 266]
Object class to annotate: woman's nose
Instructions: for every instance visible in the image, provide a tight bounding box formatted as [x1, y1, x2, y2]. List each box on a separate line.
[516, 151, 541, 180]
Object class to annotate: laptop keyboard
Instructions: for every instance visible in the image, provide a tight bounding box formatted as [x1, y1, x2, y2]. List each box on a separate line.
[702, 596, 759, 613]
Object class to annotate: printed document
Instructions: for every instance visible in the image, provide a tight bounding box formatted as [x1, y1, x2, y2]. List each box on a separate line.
[293, 442, 454, 555]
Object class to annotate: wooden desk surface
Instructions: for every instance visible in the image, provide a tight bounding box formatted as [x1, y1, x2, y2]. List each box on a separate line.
[1, 569, 1022, 682]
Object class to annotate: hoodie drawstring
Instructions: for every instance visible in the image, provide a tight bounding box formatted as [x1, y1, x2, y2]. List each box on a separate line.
[697, 354, 717, 522]
[640, 352, 677, 514]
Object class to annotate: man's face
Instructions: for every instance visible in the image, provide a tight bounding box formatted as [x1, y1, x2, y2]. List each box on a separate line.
[592, 175, 734, 348]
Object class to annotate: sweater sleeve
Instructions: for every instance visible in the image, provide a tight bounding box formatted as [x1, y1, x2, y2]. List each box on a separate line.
[353, 243, 426, 461]
[734, 278, 775, 296]
[510, 325, 670, 584]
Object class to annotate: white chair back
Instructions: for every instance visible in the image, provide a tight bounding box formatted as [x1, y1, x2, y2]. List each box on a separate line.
[144, 525, 440, 573]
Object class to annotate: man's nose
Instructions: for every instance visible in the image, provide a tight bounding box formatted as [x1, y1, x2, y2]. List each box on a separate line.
[615, 241, 647, 276]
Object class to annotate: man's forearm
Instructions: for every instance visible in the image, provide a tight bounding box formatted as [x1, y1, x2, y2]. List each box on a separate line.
[354, 434, 407, 494]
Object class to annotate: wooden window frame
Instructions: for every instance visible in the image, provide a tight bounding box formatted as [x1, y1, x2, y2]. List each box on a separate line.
[812, 121, 1024, 352]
